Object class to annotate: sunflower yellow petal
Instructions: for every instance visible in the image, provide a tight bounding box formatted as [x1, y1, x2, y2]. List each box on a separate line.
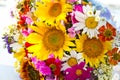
[27, 44, 42, 52]
[63, 45, 71, 51]
[57, 48, 64, 59]
[26, 33, 42, 44]
[65, 41, 75, 46]
[14, 48, 25, 61]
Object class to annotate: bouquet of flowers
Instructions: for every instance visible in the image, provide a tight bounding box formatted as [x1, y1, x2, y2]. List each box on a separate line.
[2, 0, 120, 80]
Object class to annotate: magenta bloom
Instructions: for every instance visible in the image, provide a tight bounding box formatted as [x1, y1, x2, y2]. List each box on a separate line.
[64, 62, 93, 80]
[31, 57, 51, 75]
[68, 27, 80, 38]
[71, 4, 83, 24]
[67, 0, 77, 3]
[22, 28, 33, 36]
[74, 4, 83, 12]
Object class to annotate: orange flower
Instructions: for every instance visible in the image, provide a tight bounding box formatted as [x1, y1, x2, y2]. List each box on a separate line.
[98, 22, 116, 41]
[107, 47, 120, 66]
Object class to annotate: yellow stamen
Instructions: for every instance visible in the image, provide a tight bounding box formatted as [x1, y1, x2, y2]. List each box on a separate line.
[67, 57, 78, 67]
[85, 17, 98, 29]
[76, 69, 82, 76]
[49, 64, 57, 71]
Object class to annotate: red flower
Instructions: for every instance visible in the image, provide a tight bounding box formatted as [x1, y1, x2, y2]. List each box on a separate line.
[46, 57, 61, 76]
[24, 42, 33, 57]
[107, 47, 120, 65]
[98, 22, 116, 41]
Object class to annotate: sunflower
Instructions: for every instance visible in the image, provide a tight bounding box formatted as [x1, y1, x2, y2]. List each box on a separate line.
[75, 34, 112, 67]
[26, 22, 75, 60]
[19, 58, 44, 80]
[34, 0, 72, 25]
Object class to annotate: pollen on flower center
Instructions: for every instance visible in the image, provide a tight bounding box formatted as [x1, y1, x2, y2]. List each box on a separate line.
[49, 3, 62, 17]
[85, 17, 98, 29]
[67, 57, 78, 67]
[76, 69, 82, 76]
[49, 64, 57, 71]
[43, 28, 65, 51]
[104, 29, 112, 37]
[83, 38, 103, 58]
[113, 53, 120, 60]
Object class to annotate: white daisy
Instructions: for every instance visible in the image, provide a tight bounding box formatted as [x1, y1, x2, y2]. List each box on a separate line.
[73, 5, 105, 38]
[61, 50, 83, 71]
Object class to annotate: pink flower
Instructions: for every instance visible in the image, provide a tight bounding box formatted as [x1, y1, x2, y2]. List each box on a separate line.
[64, 62, 93, 80]
[67, 0, 77, 3]
[21, 15, 33, 24]
[22, 28, 33, 36]
[68, 27, 80, 38]
[26, 17, 33, 24]
[68, 27, 76, 38]
[31, 57, 51, 75]
[71, 4, 83, 24]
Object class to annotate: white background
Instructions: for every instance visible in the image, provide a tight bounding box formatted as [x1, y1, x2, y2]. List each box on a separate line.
[0, 0, 120, 80]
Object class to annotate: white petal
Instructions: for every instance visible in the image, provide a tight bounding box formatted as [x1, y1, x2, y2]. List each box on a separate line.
[73, 23, 85, 31]
[62, 57, 69, 61]
[61, 63, 70, 71]
[82, 27, 88, 34]
[95, 10, 101, 16]
[76, 53, 83, 59]
[70, 50, 77, 58]
[75, 11, 86, 21]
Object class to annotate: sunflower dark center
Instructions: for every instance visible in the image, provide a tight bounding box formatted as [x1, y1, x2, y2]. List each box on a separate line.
[43, 28, 65, 51]
[83, 38, 103, 58]
[49, 3, 62, 17]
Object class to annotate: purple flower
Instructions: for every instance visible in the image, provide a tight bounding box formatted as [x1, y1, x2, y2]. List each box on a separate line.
[2, 35, 15, 53]
[7, 45, 13, 53]
[64, 62, 93, 80]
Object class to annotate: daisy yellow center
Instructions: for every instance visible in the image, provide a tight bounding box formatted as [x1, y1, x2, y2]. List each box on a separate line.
[49, 64, 57, 71]
[76, 69, 82, 76]
[67, 57, 78, 67]
[85, 17, 98, 29]
[104, 29, 112, 37]
[83, 38, 103, 58]
[49, 3, 62, 17]
[43, 28, 65, 51]
[113, 53, 120, 60]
